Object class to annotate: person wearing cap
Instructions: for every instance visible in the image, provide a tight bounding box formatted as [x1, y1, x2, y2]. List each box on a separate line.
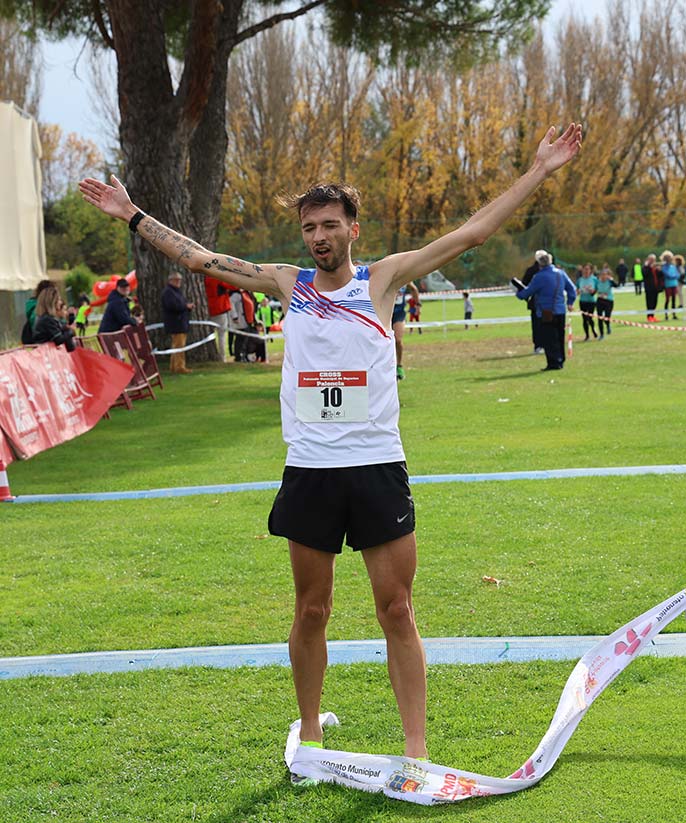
[521, 250, 549, 354]
[98, 278, 139, 333]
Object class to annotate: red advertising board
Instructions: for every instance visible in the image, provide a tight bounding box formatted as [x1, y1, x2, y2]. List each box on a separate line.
[0, 346, 133, 464]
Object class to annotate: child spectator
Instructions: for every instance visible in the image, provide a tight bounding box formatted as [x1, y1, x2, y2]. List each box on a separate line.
[75, 296, 92, 337]
[407, 295, 422, 334]
[660, 250, 680, 320]
[576, 263, 598, 340]
[463, 291, 475, 329]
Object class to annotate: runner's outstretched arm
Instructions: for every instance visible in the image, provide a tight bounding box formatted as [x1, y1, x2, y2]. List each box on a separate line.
[373, 123, 582, 290]
[78, 175, 298, 301]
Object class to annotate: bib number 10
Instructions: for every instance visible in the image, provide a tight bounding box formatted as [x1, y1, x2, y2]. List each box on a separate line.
[296, 370, 369, 423]
[321, 386, 342, 408]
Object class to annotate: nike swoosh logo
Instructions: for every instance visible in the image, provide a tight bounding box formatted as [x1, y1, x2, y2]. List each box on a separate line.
[396, 513, 410, 523]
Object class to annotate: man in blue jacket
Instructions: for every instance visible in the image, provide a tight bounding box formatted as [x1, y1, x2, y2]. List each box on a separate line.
[514, 253, 576, 370]
[98, 278, 138, 333]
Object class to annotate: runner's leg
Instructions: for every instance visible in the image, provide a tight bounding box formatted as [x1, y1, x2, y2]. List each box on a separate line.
[289, 541, 336, 743]
[392, 320, 405, 380]
[362, 532, 427, 758]
[393, 319, 405, 369]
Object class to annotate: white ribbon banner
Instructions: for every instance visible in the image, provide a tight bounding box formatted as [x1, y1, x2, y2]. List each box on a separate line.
[285, 589, 686, 805]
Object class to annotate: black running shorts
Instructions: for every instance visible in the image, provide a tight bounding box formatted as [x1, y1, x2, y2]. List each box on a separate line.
[268, 461, 415, 553]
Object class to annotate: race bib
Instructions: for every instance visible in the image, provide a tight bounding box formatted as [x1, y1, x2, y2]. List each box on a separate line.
[296, 371, 368, 423]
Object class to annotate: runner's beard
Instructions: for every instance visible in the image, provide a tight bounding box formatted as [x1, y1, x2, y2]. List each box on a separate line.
[311, 243, 347, 273]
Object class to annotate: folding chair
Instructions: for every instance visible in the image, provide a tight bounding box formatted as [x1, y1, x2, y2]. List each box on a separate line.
[125, 324, 163, 389]
[97, 330, 156, 405]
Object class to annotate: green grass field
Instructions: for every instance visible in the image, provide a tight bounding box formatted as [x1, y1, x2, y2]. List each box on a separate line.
[1, 291, 685, 822]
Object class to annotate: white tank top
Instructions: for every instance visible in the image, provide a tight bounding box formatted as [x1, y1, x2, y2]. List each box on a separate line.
[280, 266, 405, 468]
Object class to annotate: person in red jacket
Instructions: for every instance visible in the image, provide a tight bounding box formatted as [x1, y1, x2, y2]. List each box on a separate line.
[205, 275, 231, 362]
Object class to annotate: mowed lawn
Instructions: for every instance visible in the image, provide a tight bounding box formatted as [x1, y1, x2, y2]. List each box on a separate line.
[1, 295, 685, 822]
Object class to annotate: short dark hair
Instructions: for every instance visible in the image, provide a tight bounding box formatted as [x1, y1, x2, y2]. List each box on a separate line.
[277, 183, 361, 222]
[116, 278, 130, 289]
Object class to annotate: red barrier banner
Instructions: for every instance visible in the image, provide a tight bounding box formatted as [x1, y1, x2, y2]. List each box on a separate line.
[0, 346, 133, 464]
[0, 428, 13, 466]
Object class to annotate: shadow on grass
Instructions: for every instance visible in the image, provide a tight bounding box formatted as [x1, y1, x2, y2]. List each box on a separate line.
[476, 353, 538, 361]
[207, 772, 522, 822]
[467, 370, 550, 381]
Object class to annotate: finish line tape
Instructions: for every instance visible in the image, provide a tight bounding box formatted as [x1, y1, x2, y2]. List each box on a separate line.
[285, 590, 686, 805]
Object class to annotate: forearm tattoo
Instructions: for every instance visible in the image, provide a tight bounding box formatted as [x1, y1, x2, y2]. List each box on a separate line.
[139, 217, 205, 266]
[202, 256, 264, 277]
[138, 217, 269, 280]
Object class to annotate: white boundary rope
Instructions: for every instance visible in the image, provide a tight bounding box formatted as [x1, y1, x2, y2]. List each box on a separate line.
[145, 320, 283, 355]
[143, 305, 685, 358]
[285, 589, 686, 805]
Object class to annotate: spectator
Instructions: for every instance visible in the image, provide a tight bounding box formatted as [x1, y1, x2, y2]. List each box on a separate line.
[596, 268, 619, 339]
[463, 290, 475, 329]
[256, 295, 277, 330]
[131, 304, 145, 325]
[21, 279, 55, 344]
[632, 257, 643, 295]
[75, 295, 92, 337]
[660, 250, 679, 320]
[253, 320, 268, 362]
[205, 275, 231, 363]
[576, 263, 598, 340]
[407, 294, 422, 333]
[229, 288, 253, 362]
[514, 252, 576, 370]
[615, 258, 628, 287]
[32, 287, 76, 352]
[161, 272, 194, 374]
[642, 254, 660, 322]
[99, 278, 139, 333]
[674, 254, 685, 311]
[522, 250, 548, 354]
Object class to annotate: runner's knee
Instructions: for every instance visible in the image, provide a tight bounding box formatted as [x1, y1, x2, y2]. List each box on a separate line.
[294, 601, 332, 630]
[376, 595, 415, 635]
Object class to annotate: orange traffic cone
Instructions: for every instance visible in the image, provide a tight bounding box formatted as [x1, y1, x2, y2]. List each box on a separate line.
[0, 459, 14, 502]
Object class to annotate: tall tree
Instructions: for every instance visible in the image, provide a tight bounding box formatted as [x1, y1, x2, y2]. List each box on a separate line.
[0, 18, 41, 115]
[2, 0, 549, 358]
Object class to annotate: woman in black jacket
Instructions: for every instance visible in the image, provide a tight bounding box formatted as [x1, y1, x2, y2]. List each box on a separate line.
[32, 287, 76, 352]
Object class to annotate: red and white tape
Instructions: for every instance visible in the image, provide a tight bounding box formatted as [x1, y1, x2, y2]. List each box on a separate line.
[578, 310, 686, 332]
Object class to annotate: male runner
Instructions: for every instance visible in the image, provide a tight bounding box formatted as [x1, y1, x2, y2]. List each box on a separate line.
[79, 122, 581, 764]
[392, 281, 420, 379]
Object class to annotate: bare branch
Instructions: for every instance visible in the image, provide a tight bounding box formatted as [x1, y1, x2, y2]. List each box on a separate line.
[91, 0, 115, 50]
[233, 0, 329, 47]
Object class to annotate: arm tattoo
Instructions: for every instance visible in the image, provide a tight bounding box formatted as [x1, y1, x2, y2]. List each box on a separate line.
[202, 256, 253, 277]
[139, 217, 204, 267]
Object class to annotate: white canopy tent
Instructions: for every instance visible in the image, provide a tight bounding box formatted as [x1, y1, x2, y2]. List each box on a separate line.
[0, 101, 45, 292]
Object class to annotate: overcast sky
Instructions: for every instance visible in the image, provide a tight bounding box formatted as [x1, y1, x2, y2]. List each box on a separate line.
[39, 0, 602, 155]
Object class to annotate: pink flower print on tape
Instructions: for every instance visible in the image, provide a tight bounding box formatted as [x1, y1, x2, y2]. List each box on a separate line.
[614, 624, 651, 656]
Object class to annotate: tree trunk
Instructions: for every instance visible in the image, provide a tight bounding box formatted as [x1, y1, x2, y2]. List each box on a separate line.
[106, 0, 245, 361]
